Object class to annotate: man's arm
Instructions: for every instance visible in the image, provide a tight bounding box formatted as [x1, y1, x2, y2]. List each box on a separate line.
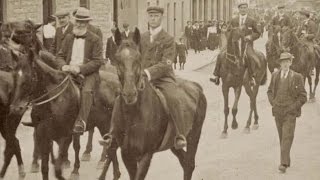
[55, 35, 70, 69]
[267, 73, 275, 106]
[144, 36, 176, 81]
[306, 21, 317, 40]
[288, 74, 307, 111]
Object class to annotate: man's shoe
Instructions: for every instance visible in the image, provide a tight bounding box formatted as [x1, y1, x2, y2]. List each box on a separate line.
[209, 77, 220, 85]
[73, 120, 86, 134]
[278, 164, 287, 173]
[99, 134, 113, 147]
[174, 135, 187, 149]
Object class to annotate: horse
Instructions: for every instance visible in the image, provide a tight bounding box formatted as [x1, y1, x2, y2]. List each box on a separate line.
[0, 20, 43, 180]
[265, 26, 281, 73]
[218, 26, 267, 138]
[280, 29, 317, 100]
[8, 26, 121, 180]
[100, 28, 207, 180]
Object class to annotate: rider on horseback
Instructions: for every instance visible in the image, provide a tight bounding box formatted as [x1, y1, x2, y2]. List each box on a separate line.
[296, 10, 317, 76]
[102, 6, 187, 149]
[55, 7, 103, 134]
[211, 2, 260, 86]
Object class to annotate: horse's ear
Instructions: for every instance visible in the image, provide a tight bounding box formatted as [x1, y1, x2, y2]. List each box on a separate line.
[114, 28, 122, 46]
[133, 27, 141, 45]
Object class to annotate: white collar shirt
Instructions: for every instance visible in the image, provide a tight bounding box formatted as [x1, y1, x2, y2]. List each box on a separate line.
[149, 26, 162, 43]
[70, 37, 85, 66]
[62, 23, 69, 34]
[124, 30, 130, 37]
[239, 14, 248, 26]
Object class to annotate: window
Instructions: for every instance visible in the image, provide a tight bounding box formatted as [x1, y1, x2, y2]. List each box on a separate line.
[80, 0, 90, 9]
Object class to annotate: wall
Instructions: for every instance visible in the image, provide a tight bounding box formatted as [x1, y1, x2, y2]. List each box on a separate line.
[5, 0, 42, 23]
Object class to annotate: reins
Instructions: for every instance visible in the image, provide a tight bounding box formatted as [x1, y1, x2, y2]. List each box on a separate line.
[27, 74, 71, 107]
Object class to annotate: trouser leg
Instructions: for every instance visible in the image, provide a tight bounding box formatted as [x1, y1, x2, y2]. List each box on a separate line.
[280, 114, 296, 166]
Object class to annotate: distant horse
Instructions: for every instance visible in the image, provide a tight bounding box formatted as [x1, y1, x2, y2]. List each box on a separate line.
[281, 29, 317, 100]
[9, 27, 121, 180]
[218, 26, 267, 138]
[100, 28, 207, 180]
[265, 26, 281, 73]
[0, 20, 43, 180]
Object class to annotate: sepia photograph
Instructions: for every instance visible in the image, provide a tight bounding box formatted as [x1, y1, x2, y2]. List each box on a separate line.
[0, 0, 319, 179]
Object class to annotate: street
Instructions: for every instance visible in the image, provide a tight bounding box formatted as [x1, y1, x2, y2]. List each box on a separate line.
[1, 33, 320, 180]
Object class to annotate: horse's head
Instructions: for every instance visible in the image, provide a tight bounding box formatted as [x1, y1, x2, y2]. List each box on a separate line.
[9, 50, 36, 115]
[280, 28, 294, 52]
[114, 27, 143, 105]
[227, 25, 245, 43]
[1, 20, 42, 49]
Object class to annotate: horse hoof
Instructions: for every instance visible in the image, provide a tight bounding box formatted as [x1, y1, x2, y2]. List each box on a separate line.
[96, 160, 105, 170]
[81, 153, 91, 161]
[231, 122, 238, 130]
[69, 173, 80, 180]
[18, 165, 26, 178]
[243, 127, 250, 134]
[30, 163, 40, 173]
[252, 124, 259, 130]
[62, 160, 71, 169]
[220, 132, 228, 139]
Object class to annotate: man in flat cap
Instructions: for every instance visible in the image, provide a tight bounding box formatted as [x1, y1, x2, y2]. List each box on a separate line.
[55, 7, 103, 134]
[121, 22, 133, 40]
[50, 11, 73, 55]
[296, 10, 317, 75]
[267, 52, 306, 173]
[270, 5, 292, 33]
[211, 2, 260, 86]
[102, 6, 187, 149]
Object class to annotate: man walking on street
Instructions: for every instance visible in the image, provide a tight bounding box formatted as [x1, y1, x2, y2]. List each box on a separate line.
[267, 52, 307, 173]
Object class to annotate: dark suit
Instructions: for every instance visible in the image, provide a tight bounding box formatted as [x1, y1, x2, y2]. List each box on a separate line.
[88, 24, 103, 41]
[56, 31, 103, 89]
[105, 36, 118, 65]
[271, 14, 292, 29]
[184, 25, 193, 49]
[49, 23, 74, 55]
[121, 31, 134, 40]
[267, 70, 307, 166]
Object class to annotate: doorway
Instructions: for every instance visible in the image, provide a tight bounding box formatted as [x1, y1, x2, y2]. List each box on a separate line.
[43, 0, 55, 24]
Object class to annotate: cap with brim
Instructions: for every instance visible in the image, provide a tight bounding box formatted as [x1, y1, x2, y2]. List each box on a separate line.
[299, 10, 310, 16]
[278, 52, 294, 62]
[147, 6, 164, 14]
[238, 3, 248, 8]
[73, 7, 92, 21]
[54, 11, 69, 18]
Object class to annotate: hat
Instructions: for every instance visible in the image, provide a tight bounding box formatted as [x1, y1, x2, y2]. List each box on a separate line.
[147, 6, 164, 14]
[123, 22, 129, 28]
[277, 5, 285, 9]
[299, 10, 310, 17]
[238, 2, 248, 8]
[54, 11, 69, 18]
[278, 52, 294, 62]
[73, 7, 92, 21]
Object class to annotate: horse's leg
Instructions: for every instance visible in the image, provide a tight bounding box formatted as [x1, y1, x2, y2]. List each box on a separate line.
[221, 85, 229, 138]
[30, 130, 40, 173]
[251, 86, 260, 130]
[243, 84, 253, 134]
[39, 128, 51, 180]
[55, 138, 69, 180]
[121, 149, 137, 180]
[134, 153, 153, 180]
[81, 129, 94, 161]
[12, 116, 25, 178]
[98, 144, 121, 180]
[70, 135, 80, 180]
[313, 65, 320, 98]
[231, 87, 242, 130]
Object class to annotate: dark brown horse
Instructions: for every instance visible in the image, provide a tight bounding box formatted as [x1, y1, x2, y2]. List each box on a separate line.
[218, 26, 267, 138]
[265, 26, 281, 73]
[100, 29, 207, 180]
[281, 29, 316, 100]
[0, 20, 43, 180]
[9, 29, 121, 180]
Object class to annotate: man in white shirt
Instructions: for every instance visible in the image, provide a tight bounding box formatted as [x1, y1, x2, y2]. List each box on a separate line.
[121, 22, 133, 40]
[55, 7, 103, 134]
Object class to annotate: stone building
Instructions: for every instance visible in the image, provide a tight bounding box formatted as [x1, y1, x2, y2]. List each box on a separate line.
[0, 0, 113, 47]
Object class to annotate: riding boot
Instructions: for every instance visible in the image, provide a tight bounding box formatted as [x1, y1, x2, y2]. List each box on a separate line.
[245, 57, 256, 86]
[211, 55, 221, 85]
[170, 109, 187, 149]
[73, 92, 93, 134]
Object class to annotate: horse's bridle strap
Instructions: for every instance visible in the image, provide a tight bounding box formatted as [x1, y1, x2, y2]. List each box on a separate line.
[28, 75, 71, 106]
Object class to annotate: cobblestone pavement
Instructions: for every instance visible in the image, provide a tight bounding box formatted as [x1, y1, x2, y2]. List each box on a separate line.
[1, 34, 320, 180]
